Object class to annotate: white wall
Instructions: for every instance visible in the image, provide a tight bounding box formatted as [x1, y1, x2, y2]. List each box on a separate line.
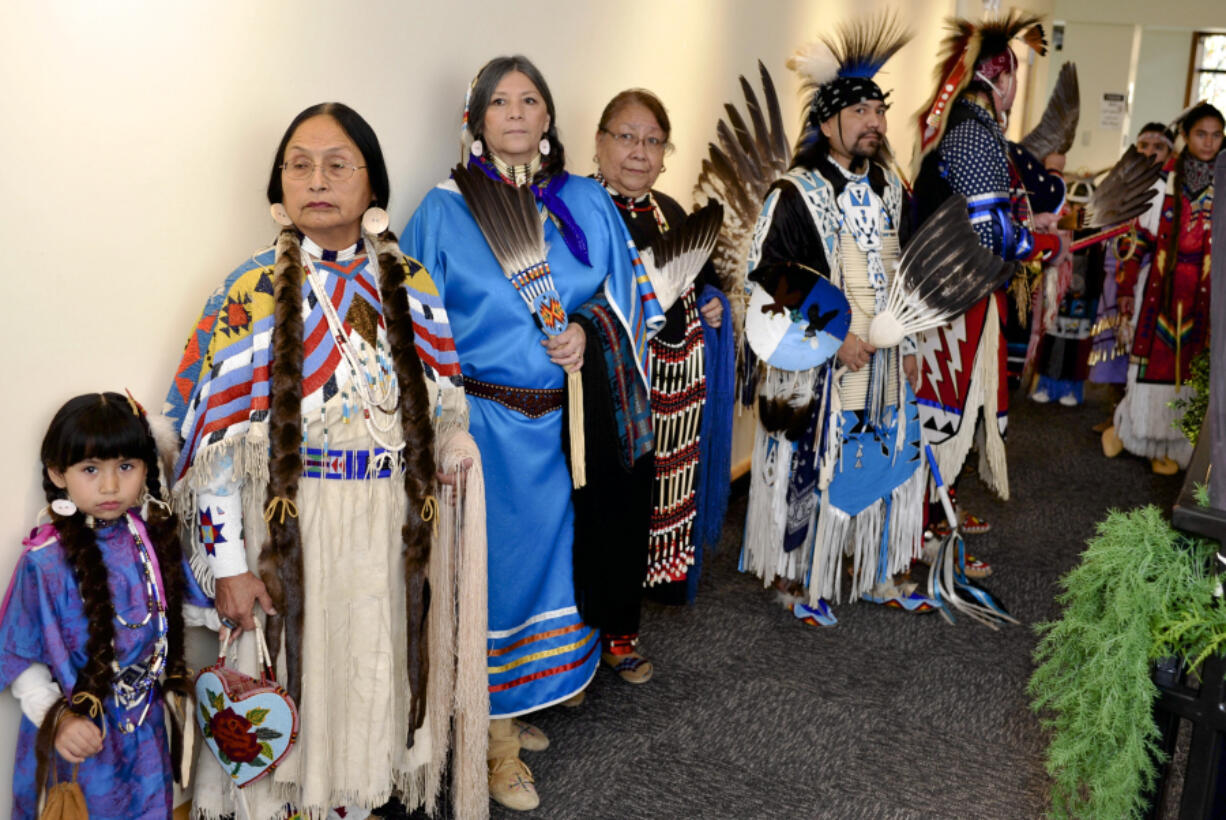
[1132, 29, 1194, 135]
[1046, 21, 1138, 172]
[1046, 0, 1226, 171]
[1054, 0, 1226, 30]
[2, 0, 970, 811]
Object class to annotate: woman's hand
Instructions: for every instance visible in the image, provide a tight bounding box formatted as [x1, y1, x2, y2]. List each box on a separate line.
[903, 354, 919, 391]
[436, 458, 474, 505]
[55, 713, 103, 763]
[699, 297, 724, 328]
[215, 571, 277, 638]
[837, 332, 875, 371]
[544, 324, 585, 373]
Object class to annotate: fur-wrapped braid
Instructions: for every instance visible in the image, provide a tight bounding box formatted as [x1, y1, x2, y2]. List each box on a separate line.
[370, 228, 437, 744]
[1160, 151, 1190, 310]
[34, 472, 116, 799]
[260, 227, 307, 704]
[33, 696, 71, 801]
[258, 226, 437, 743]
[136, 412, 192, 783]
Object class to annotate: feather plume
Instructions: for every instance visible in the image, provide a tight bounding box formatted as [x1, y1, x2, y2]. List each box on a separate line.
[790, 12, 911, 88]
[1021, 62, 1080, 159]
[868, 194, 1015, 347]
[1082, 146, 1164, 228]
[450, 164, 546, 270]
[694, 61, 792, 349]
[821, 11, 911, 80]
[640, 202, 723, 312]
[787, 39, 840, 88]
[1021, 24, 1048, 56]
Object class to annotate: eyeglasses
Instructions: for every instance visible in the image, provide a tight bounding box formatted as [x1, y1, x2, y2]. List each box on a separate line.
[281, 158, 367, 182]
[601, 129, 674, 156]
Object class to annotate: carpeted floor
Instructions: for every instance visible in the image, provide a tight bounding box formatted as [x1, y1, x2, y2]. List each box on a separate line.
[483, 383, 1184, 820]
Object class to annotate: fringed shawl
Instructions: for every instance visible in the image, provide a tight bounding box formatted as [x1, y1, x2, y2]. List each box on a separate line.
[571, 294, 654, 470]
[164, 248, 463, 485]
[693, 288, 734, 541]
[688, 285, 735, 603]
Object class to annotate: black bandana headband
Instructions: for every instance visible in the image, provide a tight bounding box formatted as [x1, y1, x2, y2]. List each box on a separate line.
[813, 77, 887, 124]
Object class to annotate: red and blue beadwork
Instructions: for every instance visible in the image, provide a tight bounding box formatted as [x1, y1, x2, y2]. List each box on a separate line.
[509, 261, 569, 337]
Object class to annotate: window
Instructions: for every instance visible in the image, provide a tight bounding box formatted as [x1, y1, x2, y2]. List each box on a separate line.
[1188, 33, 1226, 112]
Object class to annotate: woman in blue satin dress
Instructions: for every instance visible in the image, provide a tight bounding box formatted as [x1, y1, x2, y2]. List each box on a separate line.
[403, 54, 661, 812]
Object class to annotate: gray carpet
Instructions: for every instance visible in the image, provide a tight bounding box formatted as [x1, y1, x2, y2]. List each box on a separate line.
[490, 384, 1184, 820]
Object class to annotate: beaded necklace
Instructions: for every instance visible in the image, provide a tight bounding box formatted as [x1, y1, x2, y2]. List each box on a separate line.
[594, 172, 669, 234]
[299, 237, 404, 453]
[490, 153, 541, 186]
[108, 513, 169, 733]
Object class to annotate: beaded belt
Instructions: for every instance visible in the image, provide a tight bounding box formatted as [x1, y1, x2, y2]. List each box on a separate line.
[301, 447, 400, 480]
[464, 376, 564, 419]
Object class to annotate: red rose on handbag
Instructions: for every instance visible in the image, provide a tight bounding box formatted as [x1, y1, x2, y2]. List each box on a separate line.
[208, 706, 263, 764]
[195, 620, 299, 787]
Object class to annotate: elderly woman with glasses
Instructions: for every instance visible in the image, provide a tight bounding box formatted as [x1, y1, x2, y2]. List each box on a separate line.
[590, 88, 734, 680]
[164, 102, 480, 819]
[404, 57, 663, 812]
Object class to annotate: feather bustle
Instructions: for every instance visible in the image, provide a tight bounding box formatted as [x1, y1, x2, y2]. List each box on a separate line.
[1083, 146, 1164, 228]
[1021, 62, 1080, 159]
[693, 63, 790, 328]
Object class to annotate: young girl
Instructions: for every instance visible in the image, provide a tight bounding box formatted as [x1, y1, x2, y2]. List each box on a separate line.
[0, 392, 215, 819]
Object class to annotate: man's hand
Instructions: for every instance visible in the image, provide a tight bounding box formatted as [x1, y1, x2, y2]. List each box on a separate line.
[55, 714, 103, 763]
[699, 297, 723, 328]
[837, 332, 875, 371]
[903, 354, 919, 391]
[215, 571, 276, 637]
[1032, 212, 1060, 233]
[544, 324, 585, 373]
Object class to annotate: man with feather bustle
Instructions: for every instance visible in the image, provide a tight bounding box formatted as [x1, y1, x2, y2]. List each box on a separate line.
[739, 15, 936, 624]
[911, 12, 1065, 523]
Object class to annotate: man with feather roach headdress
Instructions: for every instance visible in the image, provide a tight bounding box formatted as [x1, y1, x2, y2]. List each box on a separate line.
[739, 13, 938, 625]
[910, 10, 1065, 525]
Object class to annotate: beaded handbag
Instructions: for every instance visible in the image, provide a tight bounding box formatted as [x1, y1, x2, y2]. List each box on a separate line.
[194, 620, 299, 787]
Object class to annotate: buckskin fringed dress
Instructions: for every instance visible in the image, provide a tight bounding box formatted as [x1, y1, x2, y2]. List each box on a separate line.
[0, 514, 212, 820]
[404, 164, 660, 718]
[165, 235, 468, 820]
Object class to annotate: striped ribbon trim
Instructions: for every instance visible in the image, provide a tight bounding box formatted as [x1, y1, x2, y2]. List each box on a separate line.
[301, 447, 400, 480]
